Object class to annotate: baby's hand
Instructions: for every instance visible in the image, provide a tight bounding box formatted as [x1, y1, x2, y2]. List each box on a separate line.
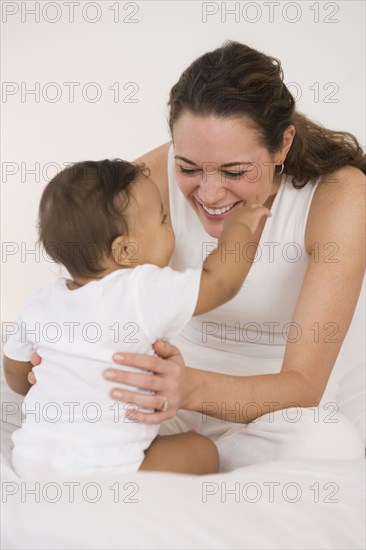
[224, 202, 271, 235]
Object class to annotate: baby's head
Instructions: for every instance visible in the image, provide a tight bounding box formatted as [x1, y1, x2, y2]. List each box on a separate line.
[38, 159, 175, 282]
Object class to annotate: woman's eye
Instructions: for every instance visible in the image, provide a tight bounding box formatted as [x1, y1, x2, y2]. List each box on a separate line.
[224, 171, 247, 178]
[179, 166, 199, 175]
[178, 166, 247, 178]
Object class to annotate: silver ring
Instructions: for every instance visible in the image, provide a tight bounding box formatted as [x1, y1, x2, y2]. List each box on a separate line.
[160, 396, 168, 412]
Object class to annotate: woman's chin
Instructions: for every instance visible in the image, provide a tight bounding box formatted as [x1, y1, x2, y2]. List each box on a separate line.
[198, 214, 224, 239]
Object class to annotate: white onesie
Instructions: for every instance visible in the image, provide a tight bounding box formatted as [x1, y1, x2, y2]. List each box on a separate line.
[4, 264, 201, 479]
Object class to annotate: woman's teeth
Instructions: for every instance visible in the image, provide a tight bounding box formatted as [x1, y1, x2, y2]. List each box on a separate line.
[202, 203, 236, 215]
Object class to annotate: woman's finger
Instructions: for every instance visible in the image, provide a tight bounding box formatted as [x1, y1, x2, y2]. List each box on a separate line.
[110, 351, 161, 373]
[109, 388, 167, 411]
[109, 341, 179, 375]
[28, 371, 36, 385]
[109, 340, 181, 372]
[105, 370, 161, 392]
[126, 408, 172, 425]
[31, 352, 41, 367]
[152, 339, 181, 361]
[106, 341, 183, 382]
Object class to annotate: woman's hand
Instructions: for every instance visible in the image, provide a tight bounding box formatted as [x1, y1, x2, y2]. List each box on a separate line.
[28, 352, 41, 384]
[104, 339, 187, 424]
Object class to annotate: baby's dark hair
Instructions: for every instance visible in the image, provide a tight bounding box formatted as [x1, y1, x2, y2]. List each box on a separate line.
[37, 159, 149, 278]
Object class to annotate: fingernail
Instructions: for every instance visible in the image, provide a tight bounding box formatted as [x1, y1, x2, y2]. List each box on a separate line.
[104, 370, 116, 379]
[113, 353, 124, 361]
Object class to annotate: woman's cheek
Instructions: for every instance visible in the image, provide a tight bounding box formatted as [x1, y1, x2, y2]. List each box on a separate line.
[226, 179, 258, 203]
[175, 173, 197, 198]
[242, 175, 268, 202]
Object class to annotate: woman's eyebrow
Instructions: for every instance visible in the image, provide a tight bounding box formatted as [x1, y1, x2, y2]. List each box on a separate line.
[221, 162, 252, 168]
[174, 156, 251, 168]
[174, 156, 198, 165]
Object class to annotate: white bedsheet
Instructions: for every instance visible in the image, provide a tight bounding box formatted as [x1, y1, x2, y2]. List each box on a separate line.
[1, 389, 365, 550]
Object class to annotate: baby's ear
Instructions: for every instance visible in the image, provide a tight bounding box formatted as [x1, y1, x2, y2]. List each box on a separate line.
[111, 235, 140, 267]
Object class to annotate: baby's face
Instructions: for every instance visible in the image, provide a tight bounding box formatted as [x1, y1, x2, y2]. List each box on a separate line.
[125, 175, 175, 267]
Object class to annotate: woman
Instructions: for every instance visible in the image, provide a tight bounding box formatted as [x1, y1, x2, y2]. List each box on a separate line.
[32, 41, 365, 470]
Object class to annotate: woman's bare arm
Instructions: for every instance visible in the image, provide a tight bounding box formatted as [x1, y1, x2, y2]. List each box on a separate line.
[284, 166, 365, 397]
[105, 166, 365, 424]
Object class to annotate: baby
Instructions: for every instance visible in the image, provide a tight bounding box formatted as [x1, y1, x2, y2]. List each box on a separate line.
[3, 159, 270, 479]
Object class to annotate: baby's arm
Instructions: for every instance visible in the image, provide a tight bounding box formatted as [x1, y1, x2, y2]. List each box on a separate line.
[194, 204, 271, 316]
[3, 355, 33, 395]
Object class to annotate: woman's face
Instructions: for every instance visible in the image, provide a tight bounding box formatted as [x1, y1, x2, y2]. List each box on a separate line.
[172, 113, 283, 238]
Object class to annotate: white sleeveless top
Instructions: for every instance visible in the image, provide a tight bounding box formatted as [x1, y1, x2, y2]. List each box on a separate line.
[167, 144, 342, 405]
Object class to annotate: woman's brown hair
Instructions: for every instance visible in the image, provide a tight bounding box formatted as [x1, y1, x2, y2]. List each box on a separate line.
[168, 41, 365, 187]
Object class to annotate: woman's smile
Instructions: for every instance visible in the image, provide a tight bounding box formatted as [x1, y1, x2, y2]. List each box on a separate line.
[193, 196, 244, 220]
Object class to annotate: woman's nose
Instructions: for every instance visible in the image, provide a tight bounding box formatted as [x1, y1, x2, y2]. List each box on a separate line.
[197, 175, 227, 205]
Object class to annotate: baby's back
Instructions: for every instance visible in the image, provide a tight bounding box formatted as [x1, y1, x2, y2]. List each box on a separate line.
[5, 265, 201, 477]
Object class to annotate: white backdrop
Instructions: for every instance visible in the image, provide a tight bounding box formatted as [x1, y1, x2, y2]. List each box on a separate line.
[1, 0, 365, 361]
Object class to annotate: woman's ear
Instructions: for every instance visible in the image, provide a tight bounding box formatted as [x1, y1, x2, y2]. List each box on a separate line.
[111, 235, 140, 267]
[278, 124, 296, 162]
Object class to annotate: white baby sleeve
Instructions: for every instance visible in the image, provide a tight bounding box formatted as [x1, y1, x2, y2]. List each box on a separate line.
[3, 310, 35, 362]
[130, 264, 202, 343]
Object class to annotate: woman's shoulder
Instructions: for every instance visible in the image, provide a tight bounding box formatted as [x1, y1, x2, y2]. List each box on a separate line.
[305, 165, 365, 253]
[133, 141, 172, 207]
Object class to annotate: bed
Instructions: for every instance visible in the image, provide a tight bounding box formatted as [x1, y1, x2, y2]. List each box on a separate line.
[1, 334, 365, 549]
